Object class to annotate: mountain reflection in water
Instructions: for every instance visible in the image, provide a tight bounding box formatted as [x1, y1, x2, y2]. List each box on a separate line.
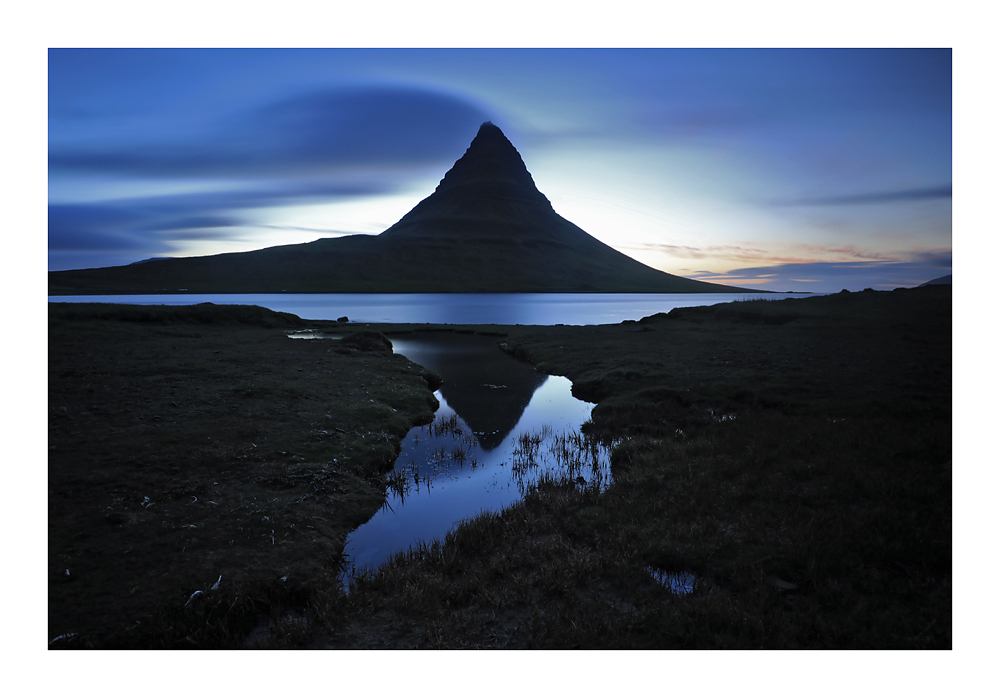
[389, 333, 547, 450]
[341, 333, 610, 588]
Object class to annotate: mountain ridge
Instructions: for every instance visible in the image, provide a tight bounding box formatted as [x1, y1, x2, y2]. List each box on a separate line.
[49, 122, 753, 295]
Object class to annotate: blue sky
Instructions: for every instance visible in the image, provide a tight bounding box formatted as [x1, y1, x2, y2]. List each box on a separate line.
[48, 48, 952, 291]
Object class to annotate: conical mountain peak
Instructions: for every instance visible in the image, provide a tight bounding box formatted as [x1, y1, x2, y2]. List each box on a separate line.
[379, 122, 554, 239]
[431, 122, 548, 201]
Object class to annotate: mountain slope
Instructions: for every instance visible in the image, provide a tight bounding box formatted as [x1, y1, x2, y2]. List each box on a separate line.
[49, 122, 750, 294]
[919, 275, 952, 287]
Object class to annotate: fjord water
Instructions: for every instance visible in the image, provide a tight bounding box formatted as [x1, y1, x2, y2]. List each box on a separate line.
[48, 292, 813, 324]
[339, 332, 611, 588]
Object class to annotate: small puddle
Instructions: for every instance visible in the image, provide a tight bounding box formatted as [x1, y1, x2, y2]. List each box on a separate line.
[287, 330, 342, 340]
[646, 567, 698, 595]
[338, 332, 612, 589]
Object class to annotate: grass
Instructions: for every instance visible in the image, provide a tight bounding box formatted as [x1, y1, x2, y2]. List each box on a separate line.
[323, 413, 948, 648]
[48, 303, 439, 648]
[313, 285, 950, 648]
[49, 285, 951, 648]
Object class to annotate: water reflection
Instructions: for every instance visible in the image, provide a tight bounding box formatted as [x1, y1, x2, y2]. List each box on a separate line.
[646, 567, 698, 595]
[391, 333, 546, 450]
[340, 333, 610, 588]
[286, 329, 331, 339]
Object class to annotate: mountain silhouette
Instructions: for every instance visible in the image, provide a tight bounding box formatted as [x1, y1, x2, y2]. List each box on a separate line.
[49, 122, 751, 294]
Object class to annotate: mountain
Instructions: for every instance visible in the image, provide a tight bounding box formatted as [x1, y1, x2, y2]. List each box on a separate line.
[919, 275, 952, 287]
[49, 122, 751, 295]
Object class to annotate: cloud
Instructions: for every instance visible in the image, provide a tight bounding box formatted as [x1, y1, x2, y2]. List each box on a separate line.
[49, 85, 494, 178]
[48, 204, 151, 251]
[908, 250, 953, 267]
[630, 241, 888, 266]
[644, 240, 953, 291]
[48, 84, 493, 268]
[626, 242, 775, 262]
[48, 179, 401, 254]
[241, 86, 493, 164]
[691, 257, 953, 292]
[256, 224, 370, 237]
[776, 185, 952, 206]
[135, 215, 242, 232]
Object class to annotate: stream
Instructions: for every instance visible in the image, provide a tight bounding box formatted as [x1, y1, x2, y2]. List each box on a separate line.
[339, 332, 612, 589]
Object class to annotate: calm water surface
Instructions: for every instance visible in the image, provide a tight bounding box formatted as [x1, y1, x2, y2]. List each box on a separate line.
[48, 292, 814, 325]
[337, 332, 612, 589]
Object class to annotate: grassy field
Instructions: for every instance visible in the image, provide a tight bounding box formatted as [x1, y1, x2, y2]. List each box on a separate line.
[48, 303, 441, 648]
[48, 286, 951, 648]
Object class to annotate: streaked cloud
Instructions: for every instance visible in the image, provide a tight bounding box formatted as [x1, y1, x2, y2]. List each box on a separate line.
[628, 241, 895, 266]
[49, 204, 151, 251]
[256, 224, 370, 237]
[775, 185, 952, 207]
[48, 181, 400, 256]
[49, 85, 494, 177]
[690, 254, 953, 292]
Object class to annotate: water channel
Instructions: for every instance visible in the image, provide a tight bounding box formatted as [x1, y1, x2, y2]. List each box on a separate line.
[333, 332, 612, 589]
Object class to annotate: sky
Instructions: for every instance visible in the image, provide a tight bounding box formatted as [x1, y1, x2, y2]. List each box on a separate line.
[47, 48, 952, 291]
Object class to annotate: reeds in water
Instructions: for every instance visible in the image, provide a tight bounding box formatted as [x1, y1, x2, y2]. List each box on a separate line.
[510, 427, 615, 494]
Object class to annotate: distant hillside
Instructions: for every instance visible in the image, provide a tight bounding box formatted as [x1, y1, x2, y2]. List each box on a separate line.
[919, 275, 952, 287]
[50, 122, 752, 295]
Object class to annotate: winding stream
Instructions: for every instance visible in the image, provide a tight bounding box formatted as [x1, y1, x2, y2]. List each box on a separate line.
[339, 332, 612, 588]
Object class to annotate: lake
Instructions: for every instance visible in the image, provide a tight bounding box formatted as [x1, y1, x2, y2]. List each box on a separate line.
[47, 292, 816, 325]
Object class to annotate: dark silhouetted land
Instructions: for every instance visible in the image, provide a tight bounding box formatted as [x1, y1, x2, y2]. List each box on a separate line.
[49, 286, 950, 648]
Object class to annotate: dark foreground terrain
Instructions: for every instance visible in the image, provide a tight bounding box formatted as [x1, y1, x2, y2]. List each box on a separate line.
[49, 286, 951, 648]
[48, 303, 442, 648]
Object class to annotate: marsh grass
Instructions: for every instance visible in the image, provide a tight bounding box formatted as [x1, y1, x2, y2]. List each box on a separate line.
[384, 469, 411, 502]
[50, 287, 950, 649]
[431, 413, 463, 438]
[48, 303, 440, 649]
[333, 407, 948, 648]
[507, 428, 613, 494]
[314, 287, 950, 649]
